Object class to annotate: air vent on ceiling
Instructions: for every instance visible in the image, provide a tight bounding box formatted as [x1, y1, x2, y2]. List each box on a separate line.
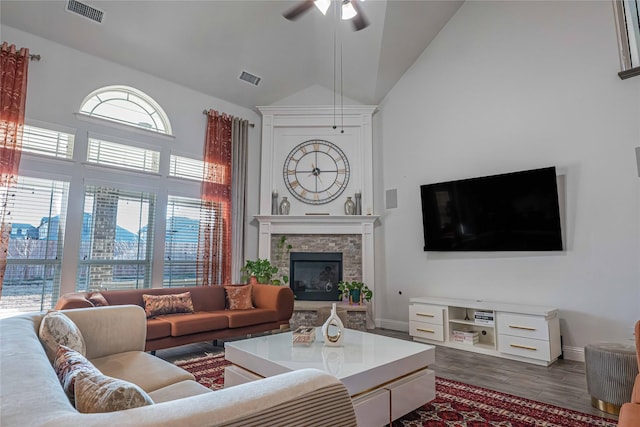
[66, 0, 104, 23]
[239, 71, 261, 86]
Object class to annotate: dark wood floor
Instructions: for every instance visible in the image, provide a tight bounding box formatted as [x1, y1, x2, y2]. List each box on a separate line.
[155, 328, 618, 422]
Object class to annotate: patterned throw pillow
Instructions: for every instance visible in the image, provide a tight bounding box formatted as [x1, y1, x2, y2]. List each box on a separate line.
[224, 285, 254, 310]
[74, 370, 154, 413]
[142, 292, 195, 318]
[88, 292, 109, 307]
[39, 311, 87, 361]
[54, 345, 101, 404]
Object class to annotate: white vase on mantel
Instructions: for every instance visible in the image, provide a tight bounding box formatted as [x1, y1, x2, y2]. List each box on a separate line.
[322, 303, 345, 347]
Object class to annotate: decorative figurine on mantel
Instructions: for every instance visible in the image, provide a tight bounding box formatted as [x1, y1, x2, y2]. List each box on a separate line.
[344, 197, 355, 215]
[322, 303, 344, 347]
[271, 190, 279, 215]
[279, 196, 290, 215]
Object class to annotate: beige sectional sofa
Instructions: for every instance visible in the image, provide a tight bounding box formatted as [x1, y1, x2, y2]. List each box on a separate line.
[54, 284, 294, 352]
[0, 305, 358, 426]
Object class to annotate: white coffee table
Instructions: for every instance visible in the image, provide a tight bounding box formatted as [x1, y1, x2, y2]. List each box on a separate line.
[224, 328, 436, 427]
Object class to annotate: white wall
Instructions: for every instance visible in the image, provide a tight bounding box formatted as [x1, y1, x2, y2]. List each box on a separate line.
[3, 26, 263, 290]
[376, 1, 640, 356]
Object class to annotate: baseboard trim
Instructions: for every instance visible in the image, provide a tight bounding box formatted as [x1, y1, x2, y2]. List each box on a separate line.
[562, 345, 585, 362]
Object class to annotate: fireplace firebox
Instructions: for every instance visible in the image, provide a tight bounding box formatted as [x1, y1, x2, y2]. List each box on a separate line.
[289, 252, 343, 301]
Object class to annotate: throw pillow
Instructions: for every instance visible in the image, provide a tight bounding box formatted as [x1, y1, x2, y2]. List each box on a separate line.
[74, 370, 153, 413]
[88, 292, 109, 307]
[142, 292, 195, 318]
[54, 345, 101, 404]
[39, 311, 86, 361]
[224, 285, 254, 310]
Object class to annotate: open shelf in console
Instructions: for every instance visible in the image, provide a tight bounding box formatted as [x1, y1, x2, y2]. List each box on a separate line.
[447, 306, 496, 349]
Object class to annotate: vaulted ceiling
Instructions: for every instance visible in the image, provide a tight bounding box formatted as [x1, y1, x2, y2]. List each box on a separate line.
[1, 0, 463, 109]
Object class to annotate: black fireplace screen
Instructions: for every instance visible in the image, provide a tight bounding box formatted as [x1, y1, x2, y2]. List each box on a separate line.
[289, 252, 343, 301]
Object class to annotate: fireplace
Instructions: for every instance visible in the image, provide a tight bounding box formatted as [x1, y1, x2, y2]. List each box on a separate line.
[289, 252, 343, 301]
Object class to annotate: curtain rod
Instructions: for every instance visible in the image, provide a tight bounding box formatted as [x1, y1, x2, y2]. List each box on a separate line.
[29, 54, 41, 61]
[202, 109, 255, 127]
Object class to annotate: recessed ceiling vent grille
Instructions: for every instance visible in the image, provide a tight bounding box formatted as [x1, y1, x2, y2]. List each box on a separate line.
[239, 71, 261, 86]
[66, 0, 104, 23]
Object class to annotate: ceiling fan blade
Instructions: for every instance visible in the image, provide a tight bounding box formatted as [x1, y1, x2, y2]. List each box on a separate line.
[283, 0, 316, 21]
[350, 0, 369, 31]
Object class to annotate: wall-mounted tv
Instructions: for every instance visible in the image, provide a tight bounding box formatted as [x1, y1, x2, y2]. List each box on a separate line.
[420, 167, 563, 251]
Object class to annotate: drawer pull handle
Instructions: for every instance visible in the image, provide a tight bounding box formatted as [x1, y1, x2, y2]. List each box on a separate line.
[510, 344, 537, 351]
[417, 313, 435, 318]
[509, 325, 536, 331]
[417, 328, 435, 333]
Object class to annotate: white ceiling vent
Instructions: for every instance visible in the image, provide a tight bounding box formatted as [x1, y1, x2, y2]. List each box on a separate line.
[239, 71, 261, 86]
[66, 0, 104, 23]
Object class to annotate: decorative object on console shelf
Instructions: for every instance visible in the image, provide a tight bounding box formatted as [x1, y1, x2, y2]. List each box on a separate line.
[474, 310, 495, 325]
[321, 303, 344, 347]
[344, 196, 355, 215]
[354, 192, 362, 215]
[279, 196, 290, 215]
[338, 281, 372, 305]
[452, 330, 479, 345]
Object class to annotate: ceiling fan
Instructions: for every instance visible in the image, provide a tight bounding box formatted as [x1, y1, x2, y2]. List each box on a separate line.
[283, 0, 369, 31]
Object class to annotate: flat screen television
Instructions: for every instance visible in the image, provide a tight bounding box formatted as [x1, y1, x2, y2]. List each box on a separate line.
[420, 167, 563, 251]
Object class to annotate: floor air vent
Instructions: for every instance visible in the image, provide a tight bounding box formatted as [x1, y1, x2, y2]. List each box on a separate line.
[66, 0, 104, 23]
[239, 71, 261, 86]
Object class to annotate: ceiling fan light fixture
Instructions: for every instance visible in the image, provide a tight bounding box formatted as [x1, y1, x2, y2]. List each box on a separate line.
[314, 0, 331, 15]
[341, 1, 357, 20]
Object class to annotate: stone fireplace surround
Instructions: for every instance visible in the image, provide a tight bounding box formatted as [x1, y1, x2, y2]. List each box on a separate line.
[255, 215, 378, 329]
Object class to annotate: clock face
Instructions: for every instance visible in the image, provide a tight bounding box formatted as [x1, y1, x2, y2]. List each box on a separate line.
[283, 139, 350, 205]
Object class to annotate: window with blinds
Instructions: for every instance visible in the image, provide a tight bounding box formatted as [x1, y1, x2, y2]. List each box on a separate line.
[79, 86, 172, 135]
[1, 176, 69, 312]
[169, 154, 204, 181]
[77, 186, 156, 291]
[87, 138, 160, 173]
[164, 195, 202, 287]
[21, 124, 75, 159]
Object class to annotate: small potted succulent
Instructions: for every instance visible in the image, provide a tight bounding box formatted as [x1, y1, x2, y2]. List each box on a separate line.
[337, 281, 372, 305]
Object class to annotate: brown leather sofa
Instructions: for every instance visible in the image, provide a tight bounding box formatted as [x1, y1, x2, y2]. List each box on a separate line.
[55, 285, 294, 352]
[618, 320, 640, 427]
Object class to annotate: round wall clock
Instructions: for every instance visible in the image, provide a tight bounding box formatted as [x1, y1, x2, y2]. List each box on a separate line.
[283, 139, 350, 205]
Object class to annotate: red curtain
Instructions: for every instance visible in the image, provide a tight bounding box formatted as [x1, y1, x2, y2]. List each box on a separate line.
[197, 109, 232, 286]
[0, 43, 30, 295]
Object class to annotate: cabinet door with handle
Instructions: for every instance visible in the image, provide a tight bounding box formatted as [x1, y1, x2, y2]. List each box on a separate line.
[410, 321, 445, 342]
[409, 304, 444, 325]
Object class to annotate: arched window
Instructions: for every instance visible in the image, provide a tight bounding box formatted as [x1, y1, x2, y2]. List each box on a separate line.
[79, 85, 172, 135]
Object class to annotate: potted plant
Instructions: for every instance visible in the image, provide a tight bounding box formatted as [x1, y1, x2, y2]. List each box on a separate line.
[338, 281, 373, 305]
[240, 258, 289, 286]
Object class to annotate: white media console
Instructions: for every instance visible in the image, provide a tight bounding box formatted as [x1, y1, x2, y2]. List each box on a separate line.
[409, 296, 561, 366]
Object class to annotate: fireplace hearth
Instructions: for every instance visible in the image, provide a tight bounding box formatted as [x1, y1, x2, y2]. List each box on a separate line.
[289, 252, 342, 301]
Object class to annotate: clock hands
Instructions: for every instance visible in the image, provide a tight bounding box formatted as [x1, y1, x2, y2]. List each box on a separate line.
[309, 162, 324, 187]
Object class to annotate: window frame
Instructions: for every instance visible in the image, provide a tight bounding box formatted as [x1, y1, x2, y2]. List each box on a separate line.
[78, 85, 173, 135]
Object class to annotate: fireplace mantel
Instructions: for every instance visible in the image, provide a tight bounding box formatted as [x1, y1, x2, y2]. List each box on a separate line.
[255, 215, 379, 235]
[255, 215, 379, 307]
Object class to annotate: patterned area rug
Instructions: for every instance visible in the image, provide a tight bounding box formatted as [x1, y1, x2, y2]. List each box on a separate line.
[174, 353, 617, 427]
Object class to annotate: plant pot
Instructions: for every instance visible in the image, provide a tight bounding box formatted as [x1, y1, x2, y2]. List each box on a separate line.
[349, 289, 361, 305]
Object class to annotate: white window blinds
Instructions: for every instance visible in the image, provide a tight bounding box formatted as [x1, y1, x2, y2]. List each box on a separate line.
[87, 138, 160, 173]
[169, 155, 204, 181]
[21, 125, 75, 159]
